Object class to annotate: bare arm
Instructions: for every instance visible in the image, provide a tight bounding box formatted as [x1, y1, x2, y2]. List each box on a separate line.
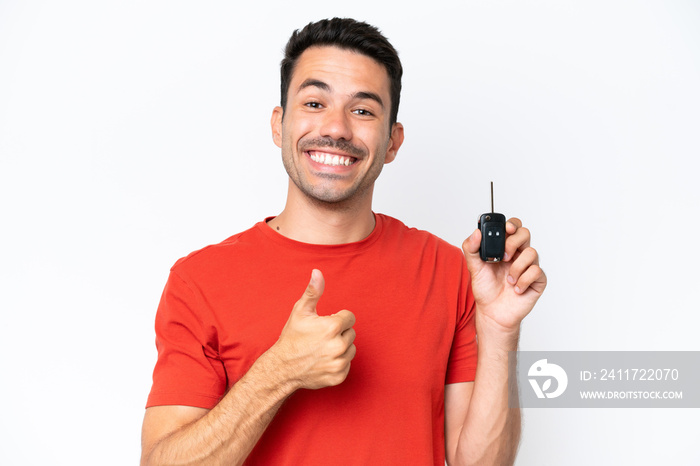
[141, 269, 356, 465]
[141, 349, 296, 466]
[444, 327, 521, 466]
[445, 218, 546, 465]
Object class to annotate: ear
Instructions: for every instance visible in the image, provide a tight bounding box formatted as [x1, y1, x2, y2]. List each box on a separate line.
[384, 122, 404, 164]
[271, 106, 284, 148]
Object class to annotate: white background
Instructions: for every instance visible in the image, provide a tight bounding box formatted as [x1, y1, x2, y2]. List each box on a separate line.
[1, 0, 698, 464]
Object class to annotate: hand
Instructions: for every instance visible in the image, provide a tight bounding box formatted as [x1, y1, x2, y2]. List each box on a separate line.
[271, 269, 357, 390]
[462, 218, 547, 334]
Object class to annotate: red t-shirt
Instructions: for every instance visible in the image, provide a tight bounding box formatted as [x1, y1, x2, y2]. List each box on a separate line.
[147, 214, 477, 465]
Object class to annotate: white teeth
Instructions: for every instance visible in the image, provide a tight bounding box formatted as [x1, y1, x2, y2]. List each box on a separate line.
[310, 152, 354, 167]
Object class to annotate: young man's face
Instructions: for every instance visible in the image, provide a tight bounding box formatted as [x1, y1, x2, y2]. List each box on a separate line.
[271, 45, 403, 207]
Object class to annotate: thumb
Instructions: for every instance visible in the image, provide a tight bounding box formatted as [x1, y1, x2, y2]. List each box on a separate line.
[293, 269, 325, 316]
[462, 228, 485, 275]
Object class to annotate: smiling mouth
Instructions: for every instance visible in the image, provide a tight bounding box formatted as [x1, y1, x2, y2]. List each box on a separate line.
[307, 150, 357, 167]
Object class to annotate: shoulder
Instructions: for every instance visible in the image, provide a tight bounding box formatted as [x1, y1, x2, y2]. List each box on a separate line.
[377, 214, 461, 250]
[376, 213, 465, 262]
[169, 221, 266, 277]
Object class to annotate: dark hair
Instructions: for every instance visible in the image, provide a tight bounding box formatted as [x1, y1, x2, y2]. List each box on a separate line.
[280, 18, 403, 127]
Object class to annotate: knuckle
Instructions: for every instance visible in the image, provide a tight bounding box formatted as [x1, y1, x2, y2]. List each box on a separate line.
[329, 359, 348, 375]
[303, 287, 316, 299]
[326, 319, 343, 335]
[328, 339, 347, 357]
[523, 246, 537, 258]
[341, 309, 356, 324]
[348, 344, 357, 360]
[328, 373, 347, 386]
[518, 265, 542, 286]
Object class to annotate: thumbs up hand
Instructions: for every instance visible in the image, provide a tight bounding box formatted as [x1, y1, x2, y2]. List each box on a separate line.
[270, 269, 357, 390]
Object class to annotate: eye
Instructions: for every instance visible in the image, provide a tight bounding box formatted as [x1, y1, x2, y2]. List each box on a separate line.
[352, 108, 373, 117]
[305, 101, 323, 109]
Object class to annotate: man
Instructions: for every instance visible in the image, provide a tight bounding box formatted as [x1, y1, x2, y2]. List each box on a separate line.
[141, 18, 546, 465]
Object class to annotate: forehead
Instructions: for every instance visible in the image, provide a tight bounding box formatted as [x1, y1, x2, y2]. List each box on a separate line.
[290, 46, 391, 98]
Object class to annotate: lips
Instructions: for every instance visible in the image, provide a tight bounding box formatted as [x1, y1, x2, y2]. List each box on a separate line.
[307, 150, 357, 167]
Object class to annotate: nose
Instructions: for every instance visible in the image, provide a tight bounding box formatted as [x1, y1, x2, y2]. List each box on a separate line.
[319, 107, 353, 141]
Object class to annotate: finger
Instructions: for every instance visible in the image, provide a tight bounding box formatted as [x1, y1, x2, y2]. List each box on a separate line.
[331, 309, 356, 333]
[341, 327, 356, 347]
[513, 264, 546, 295]
[341, 343, 357, 363]
[507, 217, 522, 230]
[334, 347, 355, 385]
[507, 247, 539, 284]
[504, 226, 530, 262]
[293, 269, 325, 316]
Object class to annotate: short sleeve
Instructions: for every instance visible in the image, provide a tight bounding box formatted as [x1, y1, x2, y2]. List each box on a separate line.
[146, 269, 227, 409]
[445, 256, 478, 384]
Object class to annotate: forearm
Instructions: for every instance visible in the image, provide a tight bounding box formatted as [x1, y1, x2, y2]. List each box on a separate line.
[454, 315, 522, 466]
[143, 349, 298, 466]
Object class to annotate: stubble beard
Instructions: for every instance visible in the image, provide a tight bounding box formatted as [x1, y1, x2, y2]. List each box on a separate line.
[282, 136, 386, 209]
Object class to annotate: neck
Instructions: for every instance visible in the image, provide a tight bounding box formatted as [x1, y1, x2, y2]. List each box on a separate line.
[267, 182, 376, 245]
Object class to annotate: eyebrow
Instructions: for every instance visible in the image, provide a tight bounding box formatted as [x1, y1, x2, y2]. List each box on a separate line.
[297, 79, 385, 109]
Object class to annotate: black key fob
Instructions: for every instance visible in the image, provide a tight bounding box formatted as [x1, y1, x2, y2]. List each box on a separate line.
[478, 212, 506, 262]
[478, 182, 506, 262]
